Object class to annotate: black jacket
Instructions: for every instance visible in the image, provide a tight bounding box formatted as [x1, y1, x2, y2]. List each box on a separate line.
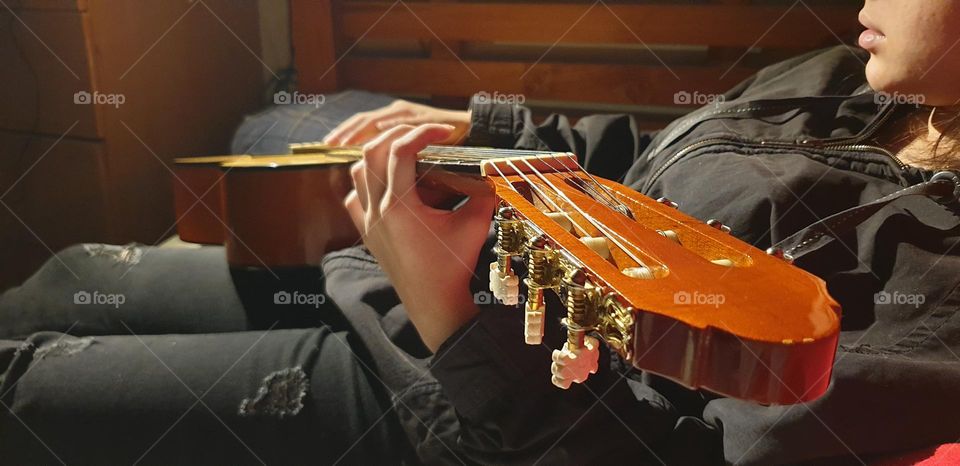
[322, 46, 960, 465]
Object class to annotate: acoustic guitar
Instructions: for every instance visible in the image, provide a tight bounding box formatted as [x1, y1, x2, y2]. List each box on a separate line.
[174, 143, 841, 404]
[173, 147, 362, 266]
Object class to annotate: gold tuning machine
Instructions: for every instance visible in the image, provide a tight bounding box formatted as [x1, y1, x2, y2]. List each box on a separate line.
[598, 294, 634, 363]
[489, 205, 524, 305]
[551, 268, 601, 389]
[522, 234, 561, 345]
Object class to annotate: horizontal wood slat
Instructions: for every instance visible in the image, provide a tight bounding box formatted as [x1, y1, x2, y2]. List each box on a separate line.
[339, 2, 861, 48]
[338, 58, 756, 107]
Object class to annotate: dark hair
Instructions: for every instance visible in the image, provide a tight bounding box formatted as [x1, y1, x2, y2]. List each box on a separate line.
[932, 109, 960, 170]
[888, 107, 960, 171]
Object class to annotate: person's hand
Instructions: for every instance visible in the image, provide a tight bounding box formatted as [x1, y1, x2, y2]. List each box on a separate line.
[344, 124, 495, 351]
[324, 99, 471, 147]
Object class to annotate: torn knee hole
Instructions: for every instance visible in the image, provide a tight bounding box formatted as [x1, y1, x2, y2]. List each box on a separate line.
[83, 243, 143, 265]
[238, 366, 309, 419]
[34, 336, 95, 359]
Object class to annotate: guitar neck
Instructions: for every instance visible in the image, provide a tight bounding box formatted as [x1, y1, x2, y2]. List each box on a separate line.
[289, 142, 578, 176]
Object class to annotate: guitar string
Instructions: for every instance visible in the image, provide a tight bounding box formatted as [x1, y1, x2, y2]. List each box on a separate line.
[491, 159, 593, 238]
[422, 146, 656, 269]
[529, 151, 633, 217]
[343, 146, 634, 229]
[490, 161, 571, 228]
[421, 146, 632, 215]
[509, 159, 653, 270]
[528, 151, 669, 266]
[511, 158, 652, 270]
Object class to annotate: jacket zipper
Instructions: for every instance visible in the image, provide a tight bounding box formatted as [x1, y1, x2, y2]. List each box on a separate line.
[817, 106, 908, 170]
[819, 144, 908, 170]
[642, 104, 907, 192]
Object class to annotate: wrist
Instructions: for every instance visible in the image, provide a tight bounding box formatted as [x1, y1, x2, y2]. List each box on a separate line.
[404, 287, 480, 352]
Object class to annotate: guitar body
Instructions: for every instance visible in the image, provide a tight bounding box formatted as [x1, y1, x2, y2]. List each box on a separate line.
[172, 155, 251, 244]
[219, 156, 360, 268]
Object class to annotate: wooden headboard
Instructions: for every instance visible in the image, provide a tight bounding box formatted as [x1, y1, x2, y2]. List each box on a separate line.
[290, 0, 862, 127]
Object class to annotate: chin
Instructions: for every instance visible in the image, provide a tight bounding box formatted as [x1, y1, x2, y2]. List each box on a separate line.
[865, 58, 895, 93]
[865, 57, 912, 95]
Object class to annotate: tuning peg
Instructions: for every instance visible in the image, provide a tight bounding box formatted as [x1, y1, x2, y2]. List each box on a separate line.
[544, 212, 573, 232]
[550, 268, 602, 388]
[523, 234, 560, 345]
[766, 247, 795, 264]
[579, 237, 611, 260]
[524, 303, 544, 345]
[657, 229, 681, 244]
[656, 197, 679, 209]
[551, 335, 600, 389]
[489, 262, 520, 305]
[706, 219, 732, 234]
[490, 205, 524, 305]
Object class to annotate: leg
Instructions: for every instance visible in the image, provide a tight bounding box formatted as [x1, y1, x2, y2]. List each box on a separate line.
[0, 327, 410, 465]
[0, 244, 345, 339]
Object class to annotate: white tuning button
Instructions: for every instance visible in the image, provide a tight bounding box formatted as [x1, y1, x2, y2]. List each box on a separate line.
[550, 335, 600, 389]
[488, 262, 502, 296]
[488, 262, 520, 305]
[524, 301, 545, 345]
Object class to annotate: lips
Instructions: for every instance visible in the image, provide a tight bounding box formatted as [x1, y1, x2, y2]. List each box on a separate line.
[858, 11, 886, 50]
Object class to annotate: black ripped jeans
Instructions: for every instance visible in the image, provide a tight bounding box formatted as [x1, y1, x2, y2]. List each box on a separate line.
[0, 244, 418, 465]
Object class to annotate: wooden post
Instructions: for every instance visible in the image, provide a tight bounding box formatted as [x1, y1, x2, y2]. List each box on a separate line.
[426, 0, 470, 109]
[291, 0, 339, 93]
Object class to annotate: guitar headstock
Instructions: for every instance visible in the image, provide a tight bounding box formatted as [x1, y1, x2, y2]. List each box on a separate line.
[479, 151, 841, 405]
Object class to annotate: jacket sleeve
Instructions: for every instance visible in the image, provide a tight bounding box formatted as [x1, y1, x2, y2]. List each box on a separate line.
[465, 99, 658, 182]
[703, 350, 960, 465]
[428, 304, 696, 465]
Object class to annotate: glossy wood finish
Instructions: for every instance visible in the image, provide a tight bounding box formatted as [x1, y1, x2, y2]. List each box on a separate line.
[220, 156, 360, 268]
[484, 162, 840, 404]
[172, 155, 251, 244]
